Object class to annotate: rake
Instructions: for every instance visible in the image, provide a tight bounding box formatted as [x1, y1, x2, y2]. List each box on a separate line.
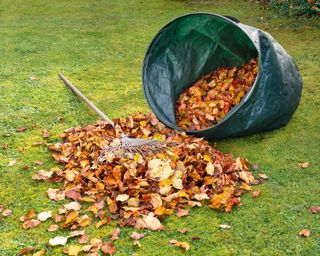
[58, 73, 167, 161]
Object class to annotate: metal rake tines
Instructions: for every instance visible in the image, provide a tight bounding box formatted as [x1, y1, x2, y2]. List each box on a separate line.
[98, 135, 166, 161]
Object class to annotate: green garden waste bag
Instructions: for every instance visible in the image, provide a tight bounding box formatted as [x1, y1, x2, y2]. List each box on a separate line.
[142, 13, 302, 140]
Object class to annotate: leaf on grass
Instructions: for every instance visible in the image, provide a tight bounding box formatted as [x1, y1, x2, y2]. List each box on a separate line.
[65, 211, 79, 225]
[178, 228, 189, 234]
[8, 160, 17, 166]
[219, 224, 231, 229]
[258, 173, 268, 180]
[38, 211, 52, 221]
[34, 160, 44, 165]
[66, 245, 81, 256]
[143, 213, 164, 231]
[47, 224, 59, 232]
[16, 127, 27, 132]
[251, 190, 261, 198]
[299, 229, 311, 237]
[42, 129, 50, 138]
[18, 247, 35, 255]
[33, 250, 45, 256]
[22, 219, 41, 230]
[131, 232, 145, 240]
[101, 242, 116, 256]
[298, 162, 310, 169]
[111, 228, 120, 241]
[176, 208, 189, 217]
[95, 217, 110, 229]
[68, 230, 85, 238]
[2, 209, 12, 217]
[169, 239, 190, 252]
[78, 234, 88, 244]
[64, 202, 82, 211]
[310, 206, 320, 213]
[47, 188, 65, 201]
[49, 236, 68, 246]
[32, 170, 53, 181]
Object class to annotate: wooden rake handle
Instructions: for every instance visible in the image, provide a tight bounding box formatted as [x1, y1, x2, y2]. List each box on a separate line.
[58, 73, 115, 127]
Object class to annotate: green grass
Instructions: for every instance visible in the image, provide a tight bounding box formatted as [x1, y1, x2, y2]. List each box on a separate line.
[0, 0, 319, 255]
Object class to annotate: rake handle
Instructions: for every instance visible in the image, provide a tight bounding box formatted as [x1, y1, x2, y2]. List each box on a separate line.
[58, 73, 115, 127]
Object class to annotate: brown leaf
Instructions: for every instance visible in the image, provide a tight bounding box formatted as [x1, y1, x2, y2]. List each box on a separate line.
[101, 241, 116, 256]
[298, 162, 310, 168]
[143, 213, 164, 231]
[47, 224, 59, 232]
[131, 232, 145, 240]
[78, 234, 88, 244]
[47, 188, 65, 201]
[176, 208, 189, 217]
[16, 127, 27, 132]
[95, 217, 110, 228]
[42, 129, 50, 138]
[65, 211, 79, 225]
[251, 190, 261, 198]
[32, 169, 53, 181]
[169, 239, 190, 252]
[18, 247, 35, 255]
[22, 219, 41, 230]
[2, 208, 12, 217]
[111, 228, 120, 241]
[310, 206, 320, 213]
[299, 229, 311, 237]
[34, 160, 44, 165]
[178, 228, 189, 234]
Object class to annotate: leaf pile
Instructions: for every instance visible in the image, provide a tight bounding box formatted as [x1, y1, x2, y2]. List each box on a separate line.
[45, 112, 261, 233]
[175, 58, 259, 130]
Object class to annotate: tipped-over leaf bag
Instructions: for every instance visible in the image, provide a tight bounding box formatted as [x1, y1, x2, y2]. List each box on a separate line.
[142, 13, 302, 139]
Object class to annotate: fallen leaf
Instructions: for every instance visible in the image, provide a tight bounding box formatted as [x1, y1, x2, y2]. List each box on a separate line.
[111, 228, 120, 241]
[2, 209, 12, 217]
[8, 160, 17, 166]
[176, 208, 189, 217]
[16, 127, 27, 132]
[251, 163, 259, 170]
[116, 194, 129, 202]
[251, 190, 261, 198]
[310, 206, 320, 213]
[192, 236, 201, 241]
[95, 217, 110, 228]
[32, 170, 53, 180]
[68, 230, 85, 238]
[38, 211, 52, 221]
[169, 239, 190, 252]
[258, 173, 268, 180]
[42, 129, 50, 138]
[143, 213, 164, 231]
[33, 249, 45, 256]
[18, 247, 35, 255]
[219, 224, 231, 229]
[178, 228, 188, 234]
[131, 232, 145, 240]
[47, 188, 65, 201]
[47, 224, 59, 232]
[78, 234, 88, 244]
[34, 160, 44, 165]
[101, 241, 116, 256]
[65, 211, 79, 225]
[299, 229, 311, 237]
[298, 162, 310, 168]
[64, 202, 82, 211]
[66, 245, 81, 256]
[49, 236, 68, 246]
[22, 219, 41, 230]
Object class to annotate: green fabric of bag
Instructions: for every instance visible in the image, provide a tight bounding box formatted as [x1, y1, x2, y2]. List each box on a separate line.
[142, 13, 302, 139]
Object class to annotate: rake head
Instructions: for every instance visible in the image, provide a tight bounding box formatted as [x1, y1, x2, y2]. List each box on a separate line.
[98, 133, 167, 161]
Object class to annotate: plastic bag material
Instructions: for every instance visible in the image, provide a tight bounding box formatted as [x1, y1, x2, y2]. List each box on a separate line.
[142, 13, 302, 140]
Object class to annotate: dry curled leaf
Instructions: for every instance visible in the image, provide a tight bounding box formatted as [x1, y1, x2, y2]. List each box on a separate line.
[111, 228, 120, 241]
[258, 173, 268, 180]
[143, 213, 164, 231]
[2, 208, 12, 217]
[298, 162, 310, 169]
[310, 206, 320, 213]
[169, 239, 190, 252]
[251, 190, 261, 198]
[33, 249, 45, 256]
[47, 224, 59, 232]
[299, 229, 311, 237]
[32, 170, 53, 180]
[101, 241, 116, 256]
[47, 188, 65, 201]
[18, 247, 35, 255]
[22, 219, 41, 230]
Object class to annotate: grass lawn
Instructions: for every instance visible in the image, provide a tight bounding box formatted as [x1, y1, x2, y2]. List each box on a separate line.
[0, 0, 319, 255]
